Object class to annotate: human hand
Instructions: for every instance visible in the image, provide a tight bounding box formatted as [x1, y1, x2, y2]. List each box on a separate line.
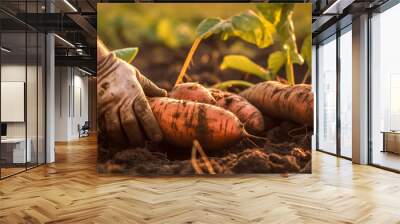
[97, 41, 167, 147]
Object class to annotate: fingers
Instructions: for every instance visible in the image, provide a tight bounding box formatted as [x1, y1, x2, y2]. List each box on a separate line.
[134, 94, 163, 142]
[119, 101, 145, 147]
[97, 39, 110, 62]
[135, 69, 167, 97]
[104, 109, 127, 146]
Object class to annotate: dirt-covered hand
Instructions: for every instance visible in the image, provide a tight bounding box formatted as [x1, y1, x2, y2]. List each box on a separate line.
[97, 41, 167, 147]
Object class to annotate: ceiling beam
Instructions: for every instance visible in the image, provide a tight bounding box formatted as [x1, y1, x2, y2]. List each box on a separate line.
[55, 55, 96, 71]
[13, 13, 82, 32]
[66, 13, 96, 46]
[312, 15, 335, 33]
[322, 0, 356, 14]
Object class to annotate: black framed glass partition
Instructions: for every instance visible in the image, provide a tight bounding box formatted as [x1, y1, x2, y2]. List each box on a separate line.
[317, 34, 337, 155]
[0, 30, 28, 177]
[370, 2, 400, 172]
[316, 24, 353, 159]
[316, 0, 400, 172]
[0, 1, 46, 179]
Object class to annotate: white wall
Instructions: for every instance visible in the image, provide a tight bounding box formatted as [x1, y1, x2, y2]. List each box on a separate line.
[1, 64, 46, 164]
[1, 65, 39, 138]
[54, 67, 89, 141]
[72, 73, 89, 138]
[55, 66, 70, 141]
[1, 65, 25, 138]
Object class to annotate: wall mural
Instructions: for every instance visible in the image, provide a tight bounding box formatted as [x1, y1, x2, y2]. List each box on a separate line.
[97, 3, 313, 175]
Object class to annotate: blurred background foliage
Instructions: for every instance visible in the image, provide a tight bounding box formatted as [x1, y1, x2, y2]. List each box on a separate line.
[97, 3, 311, 90]
[98, 4, 310, 50]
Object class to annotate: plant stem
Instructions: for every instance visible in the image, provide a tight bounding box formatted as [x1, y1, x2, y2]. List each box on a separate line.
[301, 69, 310, 84]
[175, 38, 202, 86]
[286, 52, 295, 85]
[212, 80, 254, 90]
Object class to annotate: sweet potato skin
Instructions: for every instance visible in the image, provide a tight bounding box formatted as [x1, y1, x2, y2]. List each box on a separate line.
[209, 88, 265, 134]
[240, 81, 313, 126]
[168, 83, 265, 134]
[168, 82, 216, 104]
[148, 97, 243, 150]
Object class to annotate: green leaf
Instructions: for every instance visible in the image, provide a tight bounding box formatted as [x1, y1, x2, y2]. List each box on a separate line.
[196, 10, 275, 48]
[212, 80, 254, 90]
[256, 4, 282, 25]
[196, 18, 222, 38]
[276, 4, 304, 65]
[268, 51, 285, 77]
[112, 47, 139, 64]
[301, 34, 312, 68]
[220, 55, 272, 80]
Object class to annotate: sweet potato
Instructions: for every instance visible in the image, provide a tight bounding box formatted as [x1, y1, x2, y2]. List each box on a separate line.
[168, 83, 265, 134]
[168, 82, 216, 104]
[148, 97, 243, 150]
[209, 88, 265, 134]
[240, 81, 313, 126]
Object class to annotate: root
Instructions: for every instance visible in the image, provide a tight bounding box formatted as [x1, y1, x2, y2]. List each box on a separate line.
[150, 151, 168, 160]
[175, 38, 202, 86]
[301, 69, 310, 84]
[243, 130, 271, 148]
[193, 140, 216, 174]
[184, 74, 193, 82]
[191, 142, 204, 174]
[243, 130, 268, 141]
[245, 137, 262, 148]
[287, 125, 307, 138]
[264, 141, 289, 148]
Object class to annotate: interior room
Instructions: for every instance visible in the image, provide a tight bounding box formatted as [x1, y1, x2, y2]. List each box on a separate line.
[0, 0, 96, 179]
[0, 0, 400, 223]
[0, 7, 46, 177]
[313, 0, 400, 172]
[370, 3, 400, 171]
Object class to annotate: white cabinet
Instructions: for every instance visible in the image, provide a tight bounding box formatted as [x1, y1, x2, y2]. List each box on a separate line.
[1, 138, 32, 163]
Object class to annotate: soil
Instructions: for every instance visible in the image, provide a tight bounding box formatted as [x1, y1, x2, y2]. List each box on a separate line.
[98, 119, 312, 175]
[135, 36, 309, 92]
[97, 37, 312, 175]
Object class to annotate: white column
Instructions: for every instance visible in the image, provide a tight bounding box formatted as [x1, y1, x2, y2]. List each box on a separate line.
[352, 14, 369, 164]
[46, 32, 55, 163]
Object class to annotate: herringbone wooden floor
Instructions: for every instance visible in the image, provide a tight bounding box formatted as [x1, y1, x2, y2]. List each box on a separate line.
[1, 136, 400, 224]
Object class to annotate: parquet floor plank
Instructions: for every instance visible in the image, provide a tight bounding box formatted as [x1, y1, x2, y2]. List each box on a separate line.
[0, 136, 399, 223]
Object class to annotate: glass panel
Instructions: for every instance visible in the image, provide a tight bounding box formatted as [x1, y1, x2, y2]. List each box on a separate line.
[1, 30, 27, 177]
[371, 4, 400, 171]
[317, 36, 337, 154]
[339, 28, 352, 158]
[26, 0, 39, 169]
[38, 32, 45, 165]
[27, 31, 38, 169]
[0, 1, 46, 178]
